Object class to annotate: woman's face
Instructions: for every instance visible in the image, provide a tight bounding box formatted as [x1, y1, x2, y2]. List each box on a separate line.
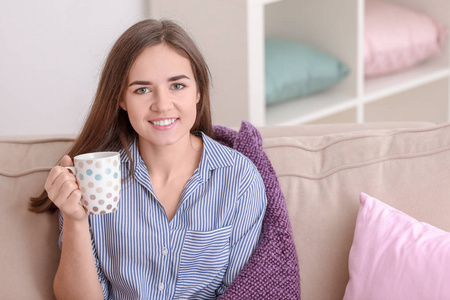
[121, 44, 200, 149]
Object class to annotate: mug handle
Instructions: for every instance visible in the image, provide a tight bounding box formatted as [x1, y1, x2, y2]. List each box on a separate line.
[64, 166, 84, 206]
[65, 166, 77, 174]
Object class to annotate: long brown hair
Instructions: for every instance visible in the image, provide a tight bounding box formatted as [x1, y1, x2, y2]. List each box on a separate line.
[29, 19, 213, 213]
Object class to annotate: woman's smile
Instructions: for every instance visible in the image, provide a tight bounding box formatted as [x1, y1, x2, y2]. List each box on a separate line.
[149, 118, 179, 130]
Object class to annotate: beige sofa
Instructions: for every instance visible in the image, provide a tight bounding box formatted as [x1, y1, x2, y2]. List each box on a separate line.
[3, 121, 450, 299]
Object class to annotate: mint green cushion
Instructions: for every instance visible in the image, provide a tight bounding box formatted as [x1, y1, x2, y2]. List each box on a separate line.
[265, 37, 349, 106]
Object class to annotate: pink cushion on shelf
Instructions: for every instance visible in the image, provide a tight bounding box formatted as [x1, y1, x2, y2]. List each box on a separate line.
[343, 193, 450, 300]
[365, 0, 447, 77]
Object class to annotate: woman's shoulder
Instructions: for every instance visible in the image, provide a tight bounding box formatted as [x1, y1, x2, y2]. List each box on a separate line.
[203, 133, 259, 171]
[202, 134, 264, 194]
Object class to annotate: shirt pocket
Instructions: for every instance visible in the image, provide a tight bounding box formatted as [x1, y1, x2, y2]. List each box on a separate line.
[175, 225, 232, 298]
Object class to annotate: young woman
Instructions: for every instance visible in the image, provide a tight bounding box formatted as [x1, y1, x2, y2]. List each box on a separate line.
[29, 19, 267, 299]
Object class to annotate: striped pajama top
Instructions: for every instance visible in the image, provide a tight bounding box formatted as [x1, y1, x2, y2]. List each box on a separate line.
[58, 132, 267, 299]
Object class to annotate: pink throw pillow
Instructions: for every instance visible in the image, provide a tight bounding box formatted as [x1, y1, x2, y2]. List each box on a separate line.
[343, 193, 450, 300]
[365, 0, 447, 77]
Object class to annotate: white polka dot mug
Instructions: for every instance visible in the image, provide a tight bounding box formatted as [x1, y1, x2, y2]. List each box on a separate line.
[66, 151, 121, 215]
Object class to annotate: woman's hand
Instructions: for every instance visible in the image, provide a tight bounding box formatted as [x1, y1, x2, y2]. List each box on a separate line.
[45, 155, 87, 221]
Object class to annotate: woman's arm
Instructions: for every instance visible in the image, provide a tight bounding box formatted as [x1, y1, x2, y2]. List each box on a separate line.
[45, 155, 104, 300]
[220, 169, 267, 292]
[54, 217, 104, 300]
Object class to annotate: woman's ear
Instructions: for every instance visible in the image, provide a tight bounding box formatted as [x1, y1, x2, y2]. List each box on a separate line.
[196, 92, 200, 104]
[120, 100, 127, 111]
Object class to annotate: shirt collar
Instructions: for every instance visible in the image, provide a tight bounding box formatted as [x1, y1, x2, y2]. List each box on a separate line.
[119, 139, 140, 167]
[198, 132, 234, 181]
[119, 132, 234, 182]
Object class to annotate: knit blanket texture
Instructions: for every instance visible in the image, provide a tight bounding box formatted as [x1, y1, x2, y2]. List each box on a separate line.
[213, 121, 300, 299]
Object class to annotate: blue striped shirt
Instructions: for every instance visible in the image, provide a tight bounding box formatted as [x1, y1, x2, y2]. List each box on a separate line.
[58, 133, 267, 299]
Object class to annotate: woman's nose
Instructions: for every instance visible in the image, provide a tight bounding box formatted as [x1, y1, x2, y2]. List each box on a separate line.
[150, 89, 173, 112]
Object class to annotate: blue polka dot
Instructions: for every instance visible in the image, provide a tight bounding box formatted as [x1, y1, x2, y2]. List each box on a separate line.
[79, 174, 84, 180]
[86, 169, 93, 176]
[105, 168, 112, 175]
[113, 172, 119, 179]
[95, 174, 102, 181]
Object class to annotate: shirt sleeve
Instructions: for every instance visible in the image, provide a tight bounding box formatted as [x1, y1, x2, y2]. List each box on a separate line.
[218, 166, 267, 293]
[57, 211, 111, 299]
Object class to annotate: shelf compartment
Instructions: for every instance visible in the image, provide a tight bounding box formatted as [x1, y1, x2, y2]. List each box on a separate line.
[257, 0, 283, 5]
[364, 78, 449, 123]
[266, 91, 357, 126]
[364, 55, 450, 104]
[264, 0, 360, 126]
[306, 108, 357, 124]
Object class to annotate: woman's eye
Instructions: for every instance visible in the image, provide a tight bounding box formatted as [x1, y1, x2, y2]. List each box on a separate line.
[171, 83, 185, 90]
[135, 87, 150, 94]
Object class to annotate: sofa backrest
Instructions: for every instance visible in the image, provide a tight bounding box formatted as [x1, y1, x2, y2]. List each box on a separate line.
[262, 122, 450, 299]
[0, 137, 74, 300]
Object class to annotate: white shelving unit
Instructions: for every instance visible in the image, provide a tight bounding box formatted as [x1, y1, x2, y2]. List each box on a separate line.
[149, 0, 450, 127]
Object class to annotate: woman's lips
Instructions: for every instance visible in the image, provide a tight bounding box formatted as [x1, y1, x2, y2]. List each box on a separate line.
[149, 118, 178, 130]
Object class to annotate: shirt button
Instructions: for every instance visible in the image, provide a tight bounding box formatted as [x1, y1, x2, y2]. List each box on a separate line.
[158, 283, 164, 291]
[162, 247, 168, 256]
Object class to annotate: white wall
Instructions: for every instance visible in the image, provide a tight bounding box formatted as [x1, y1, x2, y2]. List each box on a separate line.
[0, 0, 148, 136]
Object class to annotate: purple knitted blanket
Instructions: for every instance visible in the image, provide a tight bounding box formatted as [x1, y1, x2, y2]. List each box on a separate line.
[213, 121, 300, 299]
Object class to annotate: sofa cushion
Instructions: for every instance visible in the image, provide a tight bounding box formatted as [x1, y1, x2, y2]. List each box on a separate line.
[262, 123, 450, 300]
[0, 137, 73, 300]
[343, 193, 450, 300]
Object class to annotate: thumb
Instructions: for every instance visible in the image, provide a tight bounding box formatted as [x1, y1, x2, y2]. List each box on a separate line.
[60, 155, 74, 167]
